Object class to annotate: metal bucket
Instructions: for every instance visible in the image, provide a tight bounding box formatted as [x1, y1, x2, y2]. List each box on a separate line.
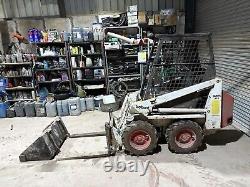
[19, 117, 69, 162]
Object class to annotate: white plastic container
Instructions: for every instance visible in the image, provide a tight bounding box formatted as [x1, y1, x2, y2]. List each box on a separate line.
[35, 102, 46, 117]
[57, 100, 69, 116]
[85, 97, 95, 111]
[45, 101, 57, 117]
[68, 97, 81, 116]
[76, 70, 82, 80]
[94, 95, 103, 110]
[80, 98, 87, 112]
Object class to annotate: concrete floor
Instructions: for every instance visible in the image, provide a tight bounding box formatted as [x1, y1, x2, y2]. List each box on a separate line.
[0, 111, 250, 187]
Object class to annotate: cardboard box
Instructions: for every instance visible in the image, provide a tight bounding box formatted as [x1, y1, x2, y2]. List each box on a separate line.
[127, 5, 138, 12]
[154, 14, 161, 25]
[147, 12, 154, 25]
[138, 12, 146, 24]
[128, 15, 138, 25]
[160, 9, 177, 26]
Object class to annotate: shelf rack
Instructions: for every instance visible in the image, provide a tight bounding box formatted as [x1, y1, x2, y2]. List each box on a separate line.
[69, 41, 107, 96]
[104, 25, 142, 94]
[33, 42, 72, 94]
[1, 58, 35, 103]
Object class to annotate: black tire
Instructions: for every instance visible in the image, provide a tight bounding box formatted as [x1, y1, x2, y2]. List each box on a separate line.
[122, 121, 158, 156]
[167, 120, 203, 154]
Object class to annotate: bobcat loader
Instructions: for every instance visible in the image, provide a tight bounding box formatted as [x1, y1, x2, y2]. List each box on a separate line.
[19, 33, 234, 162]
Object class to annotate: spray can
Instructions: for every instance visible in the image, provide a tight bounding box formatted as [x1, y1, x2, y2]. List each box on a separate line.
[33, 28, 39, 43]
[28, 29, 34, 43]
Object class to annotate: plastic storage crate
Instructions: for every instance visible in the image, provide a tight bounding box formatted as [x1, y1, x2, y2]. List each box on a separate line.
[0, 77, 8, 92]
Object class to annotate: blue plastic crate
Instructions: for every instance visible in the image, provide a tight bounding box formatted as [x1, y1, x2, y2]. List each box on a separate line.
[0, 77, 8, 92]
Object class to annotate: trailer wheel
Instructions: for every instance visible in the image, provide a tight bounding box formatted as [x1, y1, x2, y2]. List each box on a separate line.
[122, 121, 158, 156]
[167, 120, 203, 154]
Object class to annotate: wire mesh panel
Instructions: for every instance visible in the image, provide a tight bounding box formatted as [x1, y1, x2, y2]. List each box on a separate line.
[142, 34, 216, 100]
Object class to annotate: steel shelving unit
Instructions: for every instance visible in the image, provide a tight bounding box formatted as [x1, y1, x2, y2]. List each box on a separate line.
[33, 42, 72, 94]
[69, 41, 107, 96]
[104, 25, 142, 93]
[0, 57, 35, 103]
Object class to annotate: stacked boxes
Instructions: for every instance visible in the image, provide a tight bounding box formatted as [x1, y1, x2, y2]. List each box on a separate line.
[127, 5, 138, 26]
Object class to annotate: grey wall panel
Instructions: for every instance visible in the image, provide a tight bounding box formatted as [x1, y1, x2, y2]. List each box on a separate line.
[17, 0, 27, 17]
[2, 0, 59, 18]
[0, 0, 5, 18]
[103, 0, 110, 11]
[165, 0, 173, 8]
[145, 0, 152, 11]
[196, 0, 250, 135]
[2, 0, 13, 17]
[12, 0, 20, 17]
[138, 0, 145, 11]
[110, 0, 118, 11]
[64, 0, 184, 15]
[0, 0, 184, 18]
[117, 0, 125, 11]
[45, 0, 59, 16]
[85, 0, 91, 14]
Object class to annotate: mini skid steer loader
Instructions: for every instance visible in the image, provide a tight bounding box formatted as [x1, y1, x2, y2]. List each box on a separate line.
[19, 33, 234, 162]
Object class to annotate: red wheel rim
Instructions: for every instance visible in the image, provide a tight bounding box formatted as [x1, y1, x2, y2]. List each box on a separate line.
[175, 129, 197, 149]
[129, 130, 151, 150]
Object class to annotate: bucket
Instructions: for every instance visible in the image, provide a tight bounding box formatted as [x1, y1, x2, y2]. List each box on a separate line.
[85, 97, 95, 111]
[45, 101, 57, 117]
[14, 102, 25, 117]
[24, 102, 36, 117]
[80, 98, 86, 112]
[56, 100, 69, 117]
[35, 102, 46, 117]
[68, 97, 81, 116]
[0, 102, 7, 118]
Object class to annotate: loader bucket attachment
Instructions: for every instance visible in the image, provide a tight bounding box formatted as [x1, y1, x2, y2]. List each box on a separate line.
[19, 117, 69, 162]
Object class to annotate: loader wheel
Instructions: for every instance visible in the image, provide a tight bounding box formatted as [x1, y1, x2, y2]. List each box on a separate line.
[122, 121, 158, 156]
[167, 120, 203, 154]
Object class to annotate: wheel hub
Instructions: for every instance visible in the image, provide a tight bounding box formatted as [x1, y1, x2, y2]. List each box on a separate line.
[175, 129, 196, 149]
[129, 130, 151, 150]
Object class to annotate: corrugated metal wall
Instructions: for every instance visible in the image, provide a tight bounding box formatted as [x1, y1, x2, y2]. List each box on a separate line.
[64, 0, 184, 15]
[196, 0, 250, 135]
[1, 0, 60, 18]
[0, 0, 184, 18]
[0, 1, 5, 18]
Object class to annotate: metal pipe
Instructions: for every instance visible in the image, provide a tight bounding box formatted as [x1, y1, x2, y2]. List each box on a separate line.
[107, 32, 135, 44]
[147, 114, 206, 120]
[157, 108, 207, 113]
[69, 131, 106, 138]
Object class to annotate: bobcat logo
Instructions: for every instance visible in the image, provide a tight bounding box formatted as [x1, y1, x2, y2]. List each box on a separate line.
[136, 105, 149, 110]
